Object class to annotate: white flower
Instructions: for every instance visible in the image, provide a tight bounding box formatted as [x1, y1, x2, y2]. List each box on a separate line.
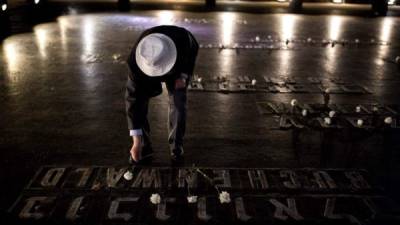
[301, 109, 308, 117]
[329, 111, 336, 118]
[355, 105, 361, 113]
[325, 88, 330, 94]
[355, 39, 360, 43]
[255, 36, 260, 42]
[357, 119, 363, 127]
[123, 170, 133, 181]
[197, 77, 203, 83]
[395, 56, 400, 64]
[372, 106, 379, 112]
[219, 191, 231, 204]
[150, 193, 161, 205]
[324, 117, 331, 125]
[187, 196, 198, 203]
[251, 79, 257, 86]
[307, 37, 312, 43]
[290, 99, 297, 106]
[384, 117, 393, 125]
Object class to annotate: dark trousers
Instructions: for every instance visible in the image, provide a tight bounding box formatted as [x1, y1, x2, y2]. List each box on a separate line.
[142, 79, 187, 152]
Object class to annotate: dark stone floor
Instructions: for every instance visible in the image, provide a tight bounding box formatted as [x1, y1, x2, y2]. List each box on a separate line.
[1, 3, 400, 224]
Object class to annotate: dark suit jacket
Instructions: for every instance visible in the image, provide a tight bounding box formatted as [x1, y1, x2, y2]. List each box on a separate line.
[125, 25, 199, 130]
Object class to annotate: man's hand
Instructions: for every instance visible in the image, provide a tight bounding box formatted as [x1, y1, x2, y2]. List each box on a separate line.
[130, 135, 142, 162]
[175, 78, 187, 90]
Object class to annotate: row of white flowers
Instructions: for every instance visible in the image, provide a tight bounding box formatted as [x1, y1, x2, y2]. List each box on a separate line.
[149, 192, 231, 205]
[290, 98, 394, 126]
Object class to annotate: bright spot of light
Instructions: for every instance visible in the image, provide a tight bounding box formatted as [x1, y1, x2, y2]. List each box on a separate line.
[329, 16, 342, 41]
[380, 18, 393, 43]
[3, 41, 20, 74]
[83, 17, 95, 54]
[34, 26, 48, 58]
[220, 12, 236, 46]
[388, 0, 395, 5]
[378, 18, 393, 61]
[58, 17, 68, 51]
[277, 0, 287, 2]
[1, 4, 7, 11]
[34, 0, 40, 4]
[332, 0, 343, 3]
[157, 11, 175, 25]
[281, 15, 297, 41]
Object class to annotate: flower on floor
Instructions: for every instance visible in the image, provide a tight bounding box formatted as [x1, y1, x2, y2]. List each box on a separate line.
[356, 105, 361, 113]
[301, 109, 308, 117]
[324, 117, 331, 125]
[150, 193, 161, 205]
[290, 99, 297, 106]
[325, 88, 330, 94]
[329, 110, 336, 118]
[123, 170, 133, 181]
[357, 119, 363, 127]
[384, 117, 393, 125]
[187, 196, 198, 203]
[219, 191, 231, 204]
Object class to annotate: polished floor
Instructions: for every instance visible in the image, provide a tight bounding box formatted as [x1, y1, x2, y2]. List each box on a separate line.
[1, 7, 400, 218]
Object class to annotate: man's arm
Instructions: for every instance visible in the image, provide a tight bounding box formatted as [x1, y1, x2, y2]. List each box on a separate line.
[174, 31, 199, 90]
[125, 71, 148, 161]
[180, 30, 199, 79]
[125, 72, 148, 132]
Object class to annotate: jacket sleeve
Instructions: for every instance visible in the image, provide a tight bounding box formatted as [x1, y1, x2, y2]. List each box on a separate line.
[180, 30, 199, 79]
[125, 71, 149, 131]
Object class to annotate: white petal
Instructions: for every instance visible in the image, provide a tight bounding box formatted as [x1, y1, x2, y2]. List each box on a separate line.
[123, 171, 133, 181]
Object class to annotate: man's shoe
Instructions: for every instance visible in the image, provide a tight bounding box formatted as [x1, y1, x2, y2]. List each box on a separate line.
[171, 147, 184, 160]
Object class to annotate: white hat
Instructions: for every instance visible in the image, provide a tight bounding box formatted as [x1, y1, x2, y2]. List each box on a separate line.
[135, 33, 177, 77]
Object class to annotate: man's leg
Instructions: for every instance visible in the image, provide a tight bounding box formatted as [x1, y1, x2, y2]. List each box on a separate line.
[166, 81, 187, 157]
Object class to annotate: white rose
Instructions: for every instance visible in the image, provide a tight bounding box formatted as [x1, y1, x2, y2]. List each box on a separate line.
[251, 79, 257, 86]
[219, 191, 231, 204]
[290, 99, 297, 106]
[187, 196, 198, 203]
[357, 119, 363, 127]
[355, 106, 361, 113]
[301, 109, 308, 117]
[123, 170, 133, 181]
[150, 193, 161, 205]
[384, 117, 393, 125]
[329, 111, 336, 118]
[324, 117, 331, 125]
